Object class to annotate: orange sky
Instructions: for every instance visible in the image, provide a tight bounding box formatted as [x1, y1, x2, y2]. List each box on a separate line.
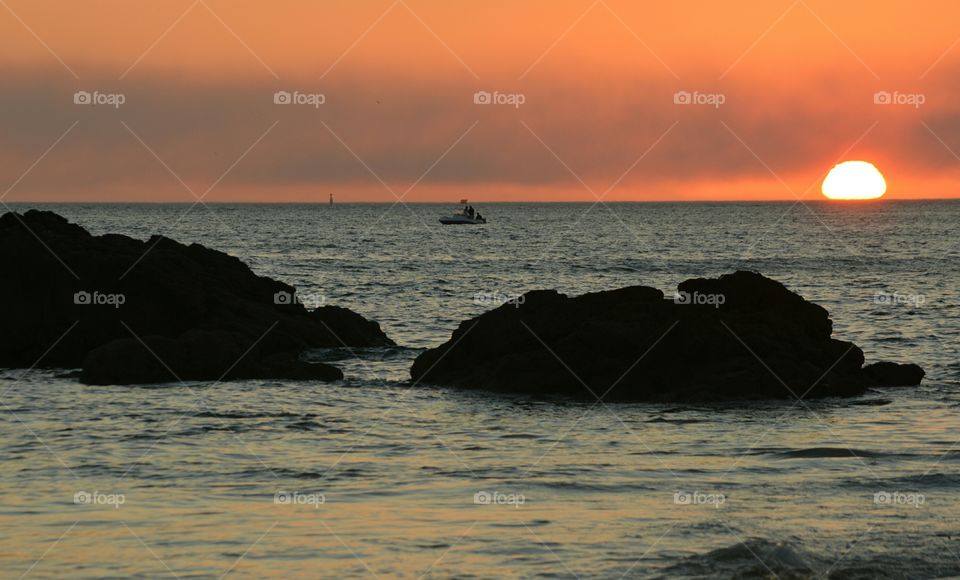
[1, 0, 959, 202]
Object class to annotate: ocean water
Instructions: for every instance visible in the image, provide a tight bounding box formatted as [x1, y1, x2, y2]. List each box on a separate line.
[2, 201, 959, 578]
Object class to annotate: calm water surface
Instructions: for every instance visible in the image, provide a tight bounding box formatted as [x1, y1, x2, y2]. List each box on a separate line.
[2, 202, 959, 578]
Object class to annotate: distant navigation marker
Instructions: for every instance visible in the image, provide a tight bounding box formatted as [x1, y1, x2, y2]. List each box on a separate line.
[329, 193, 334, 206]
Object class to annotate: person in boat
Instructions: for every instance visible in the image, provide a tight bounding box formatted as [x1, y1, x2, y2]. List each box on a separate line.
[466, 205, 475, 218]
[475, 211, 483, 221]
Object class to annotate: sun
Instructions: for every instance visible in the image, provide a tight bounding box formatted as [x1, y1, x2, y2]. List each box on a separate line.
[821, 161, 887, 200]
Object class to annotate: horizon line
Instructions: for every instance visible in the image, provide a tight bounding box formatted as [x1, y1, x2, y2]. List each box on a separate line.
[4, 198, 957, 205]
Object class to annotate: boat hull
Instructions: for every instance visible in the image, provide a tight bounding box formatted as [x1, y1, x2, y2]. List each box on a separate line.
[439, 216, 486, 225]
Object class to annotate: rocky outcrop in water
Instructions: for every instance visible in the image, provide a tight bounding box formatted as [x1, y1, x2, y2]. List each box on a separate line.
[410, 271, 924, 401]
[0, 210, 393, 385]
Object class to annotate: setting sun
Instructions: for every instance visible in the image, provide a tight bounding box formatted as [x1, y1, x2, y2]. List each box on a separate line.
[822, 161, 888, 200]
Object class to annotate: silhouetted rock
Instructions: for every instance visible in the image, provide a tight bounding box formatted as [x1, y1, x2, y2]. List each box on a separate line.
[310, 305, 397, 347]
[80, 331, 344, 385]
[0, 210, 392, 385]
[410, 271, 924, 401]
[862, 361, 925, 387]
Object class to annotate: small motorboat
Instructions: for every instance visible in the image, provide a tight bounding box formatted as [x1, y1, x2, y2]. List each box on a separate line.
[440, 201, 486, 225]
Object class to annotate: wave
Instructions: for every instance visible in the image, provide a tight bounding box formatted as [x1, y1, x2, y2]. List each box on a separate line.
[231, 466, 368, 481]
[193, 410, 313, 419]
[840, 471, 960, 489]
[661, 539, 821, 578]
[659, 537, 960, 579]
[847, 398, 893, 406]
[302, 345, 421, 363]
[759, 447, 918, 459]
[645, 416, 708, 424]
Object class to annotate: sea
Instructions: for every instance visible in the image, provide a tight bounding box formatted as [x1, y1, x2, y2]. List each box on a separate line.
[2, 201, 959, 578]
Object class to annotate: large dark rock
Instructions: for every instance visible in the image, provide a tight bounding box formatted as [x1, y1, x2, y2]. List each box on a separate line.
[410, 271, 924, 401]
[81, 333, 344, 385]
[0, 210, 393, 385]
[861, 361, 925, 387]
